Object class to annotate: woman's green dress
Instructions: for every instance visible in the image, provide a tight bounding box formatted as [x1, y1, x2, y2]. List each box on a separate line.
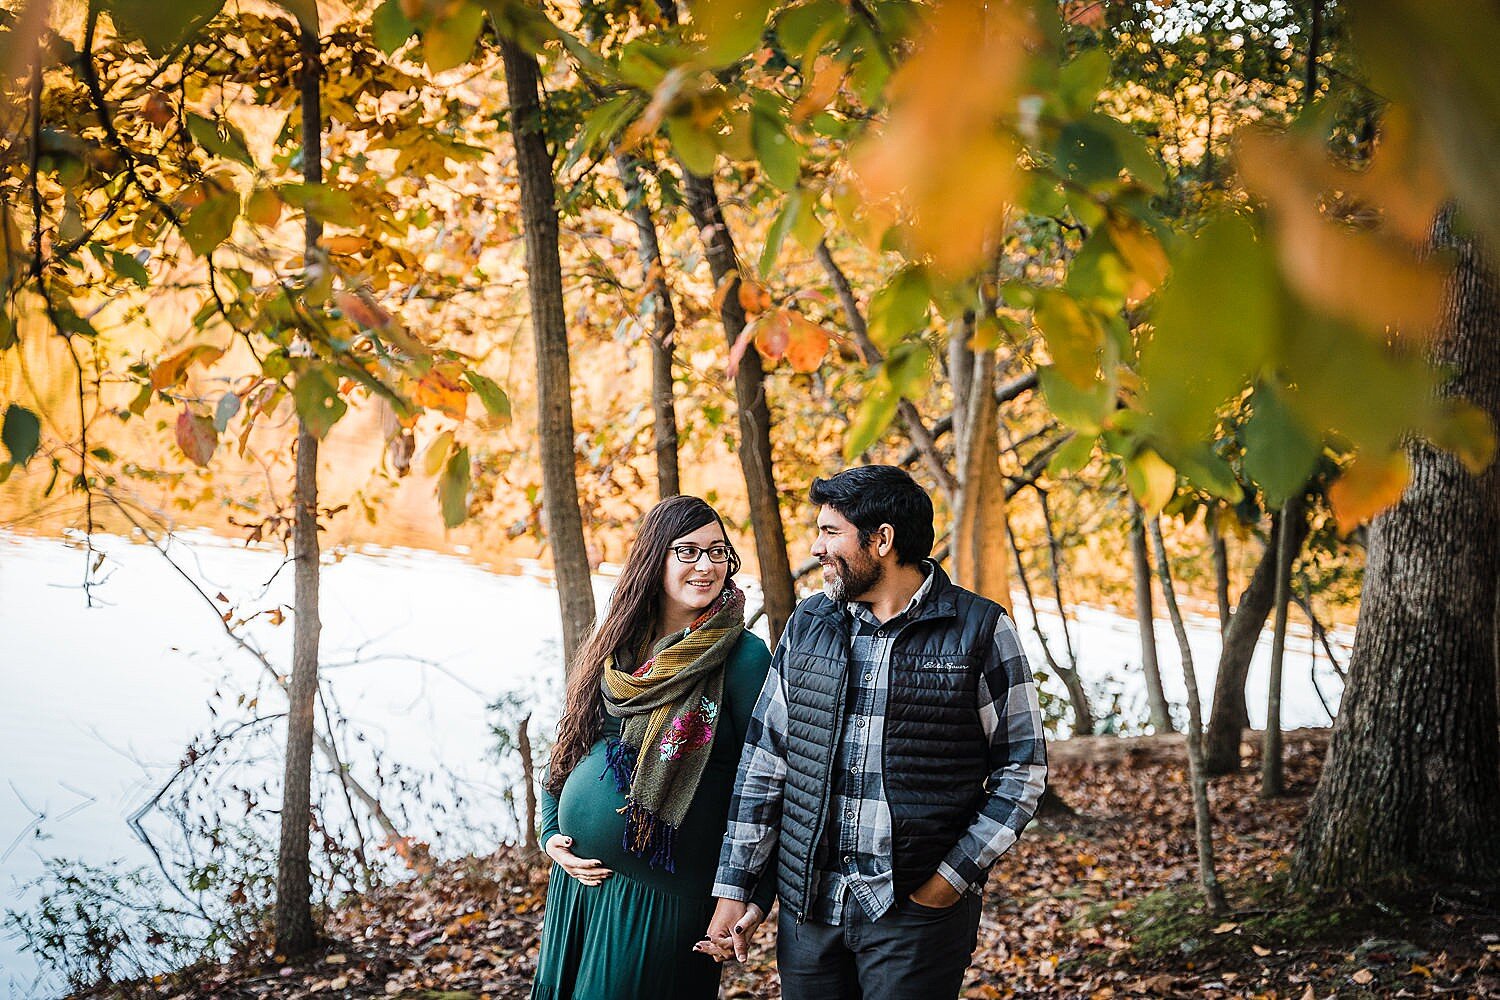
[532, 632, 774, 1000]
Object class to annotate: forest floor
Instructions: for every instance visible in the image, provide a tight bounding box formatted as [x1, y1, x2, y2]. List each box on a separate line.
[73, 732, 1500, 1000]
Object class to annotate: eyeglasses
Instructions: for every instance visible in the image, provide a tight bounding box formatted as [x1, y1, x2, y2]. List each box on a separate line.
[670, 544, 734, 564]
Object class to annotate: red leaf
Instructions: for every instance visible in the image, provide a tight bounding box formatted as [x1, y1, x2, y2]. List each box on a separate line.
[175, 409, 218, 466]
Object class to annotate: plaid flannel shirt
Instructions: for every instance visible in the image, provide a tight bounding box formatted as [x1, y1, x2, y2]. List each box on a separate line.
[713, 566, 1049, 923]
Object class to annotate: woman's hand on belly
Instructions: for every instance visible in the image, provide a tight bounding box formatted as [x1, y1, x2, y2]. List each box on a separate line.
[544, 834, 613, 887]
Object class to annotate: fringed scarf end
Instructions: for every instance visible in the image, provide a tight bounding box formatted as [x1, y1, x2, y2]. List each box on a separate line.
[600, 736, 636, 793]
[619, 798, 679, 873]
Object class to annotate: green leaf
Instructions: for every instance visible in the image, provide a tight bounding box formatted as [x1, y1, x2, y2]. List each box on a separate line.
[439, 445, 472, 527]
[776, 0, 845, 59]
[271, 0, 318, 30]
[372, 0, 416, 53]
[423, 3, 485, 73]
[1155, 440, 1245, 503]
[1034, 289, 1104, 388]
[1056, 47, 1109, 117]
[760, 190, 802, 275]
[104, 0, 223, 56]
[666, 116, 719, 176]
[1046, 433, 1095, 476]
[1037, 364, 1114, 434]
[2, 404, 40, 466]
[867, 266, 931, 350]
[182, 189, 240, 257]
[213, 391, 242, 432]
[564, 94, 639, 172]
[1125, 448, 1177, 516]
[1242, 381, 1320, 507]
[293, 368, 348, 439]
[1139, 214, 1279, 447]
[884, 342, 931, 400]
[696, 0, 775, 66]
[278, 183, 359, 228]
[751, 105, 801, 190]
[462, 370, 512, 424]
[1055, 113, 1164, 194]
[844, 383, 899, 460]
[187, 112, 254, 168]
[0, 310, 13, 350]
[110, 249, 150, 287]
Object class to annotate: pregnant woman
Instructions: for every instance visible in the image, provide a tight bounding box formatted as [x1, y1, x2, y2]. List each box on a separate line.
[532, 495, 773, 999]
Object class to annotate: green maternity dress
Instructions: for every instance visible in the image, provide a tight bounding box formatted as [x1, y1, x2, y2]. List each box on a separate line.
[531, 632, 774, 1000]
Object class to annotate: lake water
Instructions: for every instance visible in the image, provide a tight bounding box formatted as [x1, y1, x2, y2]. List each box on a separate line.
[0, 528, 1348, 998]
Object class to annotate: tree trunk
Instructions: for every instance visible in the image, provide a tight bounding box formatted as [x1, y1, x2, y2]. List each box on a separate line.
[502, 40, 597, 670]
[951, 349, 1012, 613]
[680, 170, 794, 641]
[1130, 497, 1173, 732]
[1207, 504, 1232, 633]
[616, 152, 680, 499]
[1149, 517, 1229, 916]
[1005, 514, 1094, 734]
[1203, 508, 1311, 774]
[517, 712, 540, 855]
[274, 21, 323, 958]
[1292, 215, 1500, 891]
[1262, 491, 1303, 798]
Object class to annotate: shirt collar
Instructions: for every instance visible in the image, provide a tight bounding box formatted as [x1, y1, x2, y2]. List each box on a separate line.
[847, 560, 935, 627]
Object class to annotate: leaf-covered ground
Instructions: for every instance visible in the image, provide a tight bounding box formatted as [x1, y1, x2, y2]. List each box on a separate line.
[76, 734, 1500, 999]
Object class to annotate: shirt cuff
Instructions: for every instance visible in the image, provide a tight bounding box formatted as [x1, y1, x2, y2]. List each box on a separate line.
[712, 882, 752, 902]
[937, 860, 974, 896]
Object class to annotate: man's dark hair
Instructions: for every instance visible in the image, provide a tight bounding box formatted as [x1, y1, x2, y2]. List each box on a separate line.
[809, 465, 935, 565]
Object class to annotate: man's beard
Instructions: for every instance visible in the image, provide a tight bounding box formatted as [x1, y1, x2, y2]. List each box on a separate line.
[822, 548, 883, 602]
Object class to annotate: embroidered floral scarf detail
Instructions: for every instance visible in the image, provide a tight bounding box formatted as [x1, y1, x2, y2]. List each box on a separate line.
[599, 581, 745, 871]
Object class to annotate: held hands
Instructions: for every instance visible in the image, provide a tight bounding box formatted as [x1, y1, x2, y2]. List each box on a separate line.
[908, 872, 963, 909]
[544, 834, 612, 887]
[692, 898, 765, 963]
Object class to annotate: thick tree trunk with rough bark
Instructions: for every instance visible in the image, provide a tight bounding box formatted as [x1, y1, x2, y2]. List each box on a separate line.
[681, 170, 794, 641]
[617, 153, 679, 498]
[1130, 498, 1173, 732]
[1293, 218, 1500, 891]
[502, 40, 597, 671]
[274, 22, 323, 958]
[1204, 508, 1311, 774]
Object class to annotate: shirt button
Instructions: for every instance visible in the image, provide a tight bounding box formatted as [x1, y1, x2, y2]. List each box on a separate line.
[843, 854, 853, 865]
[845, 808, 855, 819]
[857, 719, 867, 728]
[863, 672, 873, 682]
[849, 765, 859, 775]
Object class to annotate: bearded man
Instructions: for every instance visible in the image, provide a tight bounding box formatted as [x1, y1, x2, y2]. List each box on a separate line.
[700, 465, 1048, 1000]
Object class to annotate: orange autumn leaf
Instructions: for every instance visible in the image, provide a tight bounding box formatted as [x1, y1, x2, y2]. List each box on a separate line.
[151, 344, 224, 390]
[412, 363, 470, 420]
[335, 289, 392, 330]
[753, 309, 791, 361]
[738, 278, 773, 315]
[785, 311, 833, 372]
[1328, 450, 1411, 534]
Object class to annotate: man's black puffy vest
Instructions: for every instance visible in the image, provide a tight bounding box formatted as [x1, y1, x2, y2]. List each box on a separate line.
[776, 564, 1003, 922]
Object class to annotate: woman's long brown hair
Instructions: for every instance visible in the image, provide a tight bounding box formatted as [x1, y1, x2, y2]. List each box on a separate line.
[544, 496, 741, 794]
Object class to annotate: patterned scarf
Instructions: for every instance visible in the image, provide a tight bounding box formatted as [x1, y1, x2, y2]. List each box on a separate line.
[599, 581, 746, 871]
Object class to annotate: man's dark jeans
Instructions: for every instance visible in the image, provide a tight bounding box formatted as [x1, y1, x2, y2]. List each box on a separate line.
[776, 890, 984, 1000]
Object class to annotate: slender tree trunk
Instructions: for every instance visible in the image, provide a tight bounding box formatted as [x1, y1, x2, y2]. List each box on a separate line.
[1262, 492, 1304, 797]
[517, 713, 540, 855]
[501, 40, 597, 670]
[1293, 215, 1500, 891]
[1006, 515, 1094, 734]
[274, 21, 323, 957]
[1130, 497, 1173, 731]
[1150, 518, 1229, 916]
[1207, 505, 1232, 633]
[616, 152, 680, 499]
[680, 170, 794, 640]
[816, 240, 956, 501]
[1204, 509, 1311, 774]
[951, 350, 1012, 612]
